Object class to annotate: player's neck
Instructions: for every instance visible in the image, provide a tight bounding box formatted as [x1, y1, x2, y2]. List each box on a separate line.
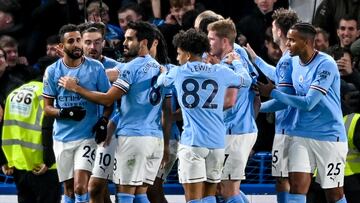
[138, 47, 149, 57]
[188, 55, 202, 62]
[279, 38, 287, 53]
[300, 48, 317, 66]
[63, 56, 84, 68]
[220, 47, 233, 60]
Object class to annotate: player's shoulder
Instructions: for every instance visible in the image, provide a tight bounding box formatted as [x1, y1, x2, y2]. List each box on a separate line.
[316, 51, 337, 69]
[84, 56, 104, 68]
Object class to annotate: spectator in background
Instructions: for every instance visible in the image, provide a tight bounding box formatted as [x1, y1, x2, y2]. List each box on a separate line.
[28, 0, 82, 65]
[45, 35, 61, 58]
[351, 38, 360, 70]
[237, 0, 277, 60]
[330, 15, 360, 51]
[314, 27, 330, 52]
[117, 3, 143, 32]
[313, 0, 360, 46]
[0, 35, 36, 82]
[329, 47, 360, 92]
[159, 0, 197, 63]
[87, 1, 124, 49]
[264, 26, 282, 65]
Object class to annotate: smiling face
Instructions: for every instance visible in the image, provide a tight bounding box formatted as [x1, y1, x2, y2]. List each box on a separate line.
[337, 19, 359, 47]
[61, 31, 83, 60]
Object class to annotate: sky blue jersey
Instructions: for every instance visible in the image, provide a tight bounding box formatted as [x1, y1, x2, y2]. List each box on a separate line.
[256, 51, 296, 134]
[43, 57, 111, 142]
[157, 61, 251, 149]
[271, 51, 346, 142]
[112, 54, 164, 138]
[102, 56, 120, 69]
[164, 64, 180, 141]
[222, 52, 257, 135]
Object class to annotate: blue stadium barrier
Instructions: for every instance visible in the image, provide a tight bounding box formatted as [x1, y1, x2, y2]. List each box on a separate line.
[0, 152, 276, 195]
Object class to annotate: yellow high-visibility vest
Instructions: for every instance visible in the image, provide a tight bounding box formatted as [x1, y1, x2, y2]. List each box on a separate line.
[343, 113, 360, 176]
[2, 81, 56, 171]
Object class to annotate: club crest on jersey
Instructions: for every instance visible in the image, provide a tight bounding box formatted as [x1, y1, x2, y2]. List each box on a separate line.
[318, 70, 330, 81]
[299, 75, 304, 82]
[122, 70, 130, 79]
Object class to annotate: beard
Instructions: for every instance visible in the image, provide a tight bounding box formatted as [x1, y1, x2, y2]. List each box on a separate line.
[123, 45, 140, 58]
[64, 47, 83, 60]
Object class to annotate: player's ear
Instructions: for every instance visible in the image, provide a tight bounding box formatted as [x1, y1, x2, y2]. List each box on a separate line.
[186, 51, 191, 61]
[140, 39, 148, 50]
[58, 43, 64, 50]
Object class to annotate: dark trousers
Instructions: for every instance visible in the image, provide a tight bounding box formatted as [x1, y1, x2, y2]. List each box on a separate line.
[307, 174, 360, 203]
[13, 169, 61, 203]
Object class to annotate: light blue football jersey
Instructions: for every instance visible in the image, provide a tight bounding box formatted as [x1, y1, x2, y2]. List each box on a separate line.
[221, 52, 258, 135]
[43, 57, 111, 142]
[272, 51, 346, 142]
[257, 51, 296, 134]
[102, 56, 120, 69]
[157, 61, 251, 149]
[164, 64, 180, 141]
[112, 54, 164, 138]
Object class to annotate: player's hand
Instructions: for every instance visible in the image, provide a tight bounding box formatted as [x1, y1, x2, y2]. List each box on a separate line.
[160, 146, 170, 169]
[244, 43, 258, 62]
[159, 65, 167, 74]
[58, 76, 79, 92]
[58, 106, 86, 121]
[32, 163, 48, 175]
[257, 78, 275, 98]
[252, 84, 261, 118]
[1, 164, 14, 176]
[93, 116, 109, 144]
[205, 53, 220, 64]
[225, 52, 240, 64]
[106, 68, 120, 82]
[55, 45, 64, 58]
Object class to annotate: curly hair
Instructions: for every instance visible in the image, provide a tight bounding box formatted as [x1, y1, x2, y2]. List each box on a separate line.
[172, 28, 210, 56]
[272, 8, 299, 37]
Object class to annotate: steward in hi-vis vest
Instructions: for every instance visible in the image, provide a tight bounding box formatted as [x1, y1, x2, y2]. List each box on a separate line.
[1, 57, 62, 203]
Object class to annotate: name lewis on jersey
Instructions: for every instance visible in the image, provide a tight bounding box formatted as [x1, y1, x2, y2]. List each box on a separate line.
[190, 64, 212, 72]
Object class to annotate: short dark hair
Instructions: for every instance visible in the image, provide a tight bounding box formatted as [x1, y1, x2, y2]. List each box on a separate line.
[117, 2, 142, 16]
[59, 24, 80, 42]
[272, 8, 299, 36]
[338, 14, 359, 29]
[127, 21, 155, 50]
[290, 22, 317, 41]
[172, 28, 210, 56]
